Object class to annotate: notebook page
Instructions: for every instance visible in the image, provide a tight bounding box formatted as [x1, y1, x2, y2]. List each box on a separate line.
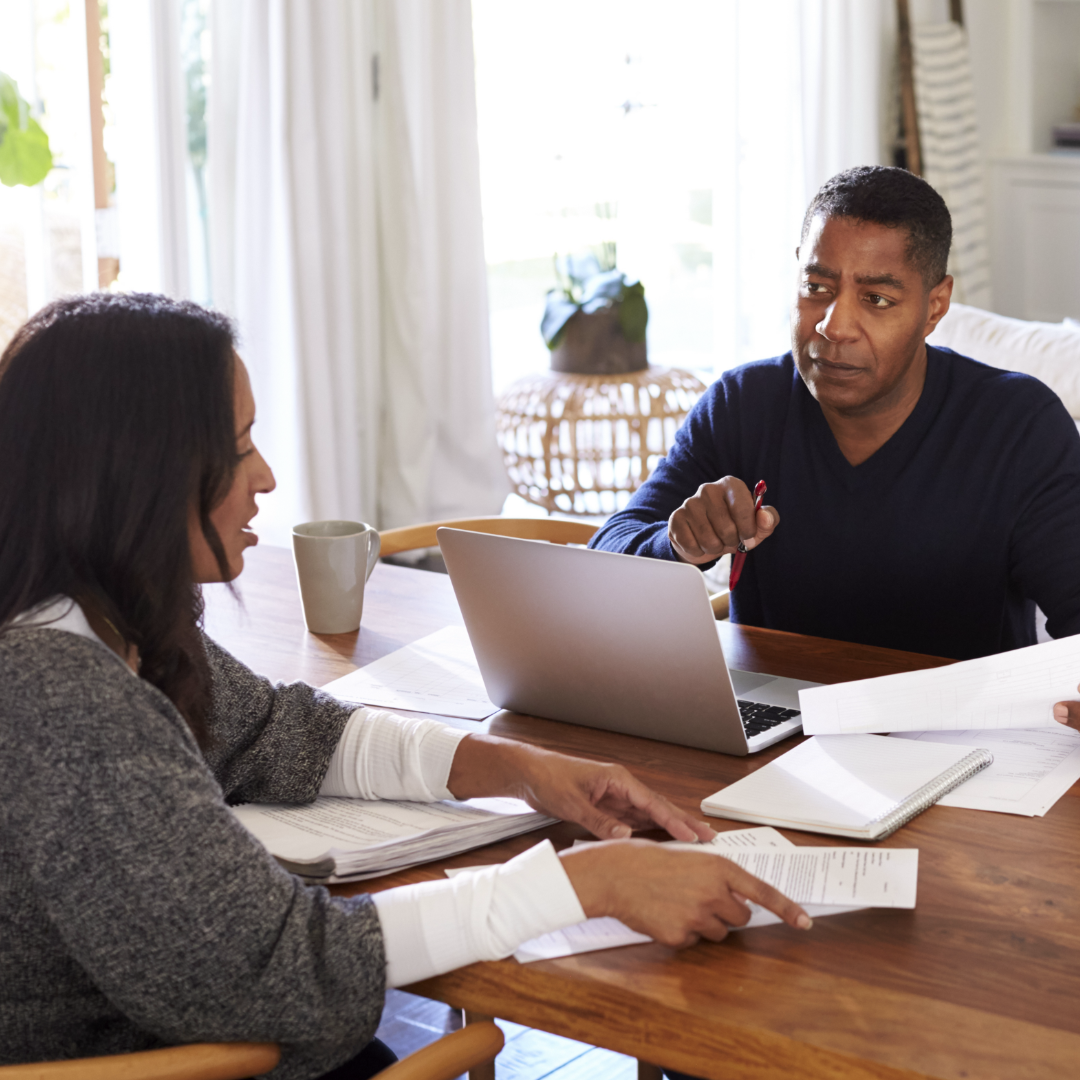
[703, 735, 979, 830]
[321, 626, 497, 720]
[799, 634, 1080, 735]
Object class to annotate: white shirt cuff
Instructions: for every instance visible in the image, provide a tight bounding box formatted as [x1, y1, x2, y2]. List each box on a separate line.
[320, 707, 470, 802]
[372, 839, 587, 988]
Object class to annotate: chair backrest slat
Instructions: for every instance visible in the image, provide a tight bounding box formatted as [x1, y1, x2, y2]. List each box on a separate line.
[0, 1042, 280, 1080]
[380, 517, 598, 557]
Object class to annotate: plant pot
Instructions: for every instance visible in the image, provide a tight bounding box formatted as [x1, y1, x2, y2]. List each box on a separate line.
[549, 308, 647, 375]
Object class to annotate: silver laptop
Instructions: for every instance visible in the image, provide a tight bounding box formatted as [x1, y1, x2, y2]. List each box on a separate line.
[438, 528, 819, 756]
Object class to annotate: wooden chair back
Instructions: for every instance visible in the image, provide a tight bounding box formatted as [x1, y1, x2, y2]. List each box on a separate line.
[373, 1020, 504, 1080]
[0, 1041, 280, 1080]
[379, 516, 598, 557]
[0, 1021, 504, 1080]
[380, 515, 730, 618]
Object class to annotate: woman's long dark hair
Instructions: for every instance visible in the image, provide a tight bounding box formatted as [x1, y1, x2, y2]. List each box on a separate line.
[0, 292, 240, 745]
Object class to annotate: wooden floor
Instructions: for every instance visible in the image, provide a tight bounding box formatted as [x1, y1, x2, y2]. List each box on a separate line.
[376, 989, 639, 1080]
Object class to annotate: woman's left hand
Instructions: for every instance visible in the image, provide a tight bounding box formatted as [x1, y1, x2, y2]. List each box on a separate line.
[447, 733, 714, 843]
[1053, 686, 1080, 731]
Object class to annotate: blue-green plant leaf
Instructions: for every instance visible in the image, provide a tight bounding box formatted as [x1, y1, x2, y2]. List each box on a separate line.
[580, 269, 626, 312]
[541, 289, 581, 349]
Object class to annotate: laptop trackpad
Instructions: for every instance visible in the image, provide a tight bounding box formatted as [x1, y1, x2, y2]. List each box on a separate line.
[728, 669, 774, 696]
[729, 669, 819, 709]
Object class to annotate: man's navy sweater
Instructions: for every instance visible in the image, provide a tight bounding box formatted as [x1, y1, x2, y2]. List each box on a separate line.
[590, 346, 1080, 660]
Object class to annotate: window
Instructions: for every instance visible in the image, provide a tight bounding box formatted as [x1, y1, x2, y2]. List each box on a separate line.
[473, 0, 724, 396]
[0, 0, 103, 352]
[473, 2, 821, 402]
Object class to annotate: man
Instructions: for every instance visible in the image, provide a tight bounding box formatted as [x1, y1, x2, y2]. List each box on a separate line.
[590, 166, 1080, 667]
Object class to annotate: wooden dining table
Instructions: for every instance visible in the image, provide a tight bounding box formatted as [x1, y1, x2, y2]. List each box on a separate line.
[203, 545, 1080, 1080]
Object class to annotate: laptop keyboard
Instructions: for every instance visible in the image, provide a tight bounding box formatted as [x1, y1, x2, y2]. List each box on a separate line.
[737, 700, 801, 739]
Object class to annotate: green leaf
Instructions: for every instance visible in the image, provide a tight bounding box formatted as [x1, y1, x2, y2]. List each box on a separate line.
[618, 282, 648, 343]
[0, 71, 53, 188]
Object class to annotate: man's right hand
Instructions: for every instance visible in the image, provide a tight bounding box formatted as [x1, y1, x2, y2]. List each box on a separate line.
[667, 476, 780, 565]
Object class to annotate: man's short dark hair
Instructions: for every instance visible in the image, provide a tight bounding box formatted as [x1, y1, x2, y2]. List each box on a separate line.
[800, 166, 952, 288]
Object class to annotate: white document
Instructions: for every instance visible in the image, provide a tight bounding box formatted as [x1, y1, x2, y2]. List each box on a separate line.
[893, 726, 1080, 816]
[321, 626, 497, 720]
[448, 827, 866, 962]
[799, 633, 1080, 735]
[724, 847, 918, 908]
[512, 917, 654, 962]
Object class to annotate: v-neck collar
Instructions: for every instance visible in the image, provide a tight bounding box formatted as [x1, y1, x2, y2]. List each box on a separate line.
[795, 346, 948, 492]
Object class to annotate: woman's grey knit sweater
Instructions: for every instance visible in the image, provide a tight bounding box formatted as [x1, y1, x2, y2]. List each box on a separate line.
[0, 625, 386, 1079]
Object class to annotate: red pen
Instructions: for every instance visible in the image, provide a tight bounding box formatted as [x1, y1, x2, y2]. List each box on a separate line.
[727, 480, 767, 591]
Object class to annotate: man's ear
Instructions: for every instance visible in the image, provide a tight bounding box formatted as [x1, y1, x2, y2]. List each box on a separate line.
[923, 275, 953, 337]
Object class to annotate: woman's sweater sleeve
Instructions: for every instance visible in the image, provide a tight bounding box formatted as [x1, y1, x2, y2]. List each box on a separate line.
[1, 630, 385, 1079]
[200, 632, 471, 803]
[200, 633, 358, 804]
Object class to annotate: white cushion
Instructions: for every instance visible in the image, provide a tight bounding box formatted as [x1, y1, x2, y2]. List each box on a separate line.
[927, 303, 1080, 419]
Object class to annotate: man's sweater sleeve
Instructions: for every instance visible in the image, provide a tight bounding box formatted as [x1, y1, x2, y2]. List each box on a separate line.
[1006, 398, 1080, 640]
[589, 380, 732, 561]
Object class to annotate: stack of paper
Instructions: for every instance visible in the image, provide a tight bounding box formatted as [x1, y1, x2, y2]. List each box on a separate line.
[233, 796, 555, 883]
[447, 827, 916, 963]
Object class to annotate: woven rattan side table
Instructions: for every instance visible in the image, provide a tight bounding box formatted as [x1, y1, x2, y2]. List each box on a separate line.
[495, 365, 707, 517]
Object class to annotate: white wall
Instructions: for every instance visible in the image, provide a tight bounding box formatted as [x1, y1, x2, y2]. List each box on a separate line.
[962, 0, 1014, 156]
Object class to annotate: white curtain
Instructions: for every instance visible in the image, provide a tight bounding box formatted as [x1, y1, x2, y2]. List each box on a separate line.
[208, 0, 505, 545]
[799, 0, 895, 195]
[109, 0, 191, 299]
[716, 1, 894, 369]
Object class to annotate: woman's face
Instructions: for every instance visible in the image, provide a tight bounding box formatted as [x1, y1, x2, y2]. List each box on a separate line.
[189, 358, 276, 583]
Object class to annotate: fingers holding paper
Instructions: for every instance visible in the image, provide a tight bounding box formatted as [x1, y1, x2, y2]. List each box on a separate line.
[559, 840, 812, 947]
[1053, 685, 1080, 730]
[668, 476, 779, 566]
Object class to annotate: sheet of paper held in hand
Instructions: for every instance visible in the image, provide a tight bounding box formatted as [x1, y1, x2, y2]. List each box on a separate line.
[446, 827, 911, 963]
[798, 633, 1080, 735]
[321, 626, 497, 721]
[893, 726, 1080, 816]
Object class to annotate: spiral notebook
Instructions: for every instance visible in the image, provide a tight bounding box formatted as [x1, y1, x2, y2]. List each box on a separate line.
[701, 734, 993, 841]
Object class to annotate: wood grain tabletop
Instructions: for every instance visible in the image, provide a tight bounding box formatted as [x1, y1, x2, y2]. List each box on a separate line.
[203, 544, 1080, 1080]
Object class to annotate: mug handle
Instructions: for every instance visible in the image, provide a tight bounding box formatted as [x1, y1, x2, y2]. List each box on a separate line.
[365, 527, 382, 582]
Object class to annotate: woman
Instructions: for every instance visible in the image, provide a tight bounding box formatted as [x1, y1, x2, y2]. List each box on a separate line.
[0, 293, 810, 1079]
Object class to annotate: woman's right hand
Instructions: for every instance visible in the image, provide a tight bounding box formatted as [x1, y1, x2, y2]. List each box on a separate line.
[559, 839, 812, 947]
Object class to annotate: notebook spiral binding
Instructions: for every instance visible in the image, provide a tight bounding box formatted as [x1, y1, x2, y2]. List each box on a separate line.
[866, 748, 994, 840]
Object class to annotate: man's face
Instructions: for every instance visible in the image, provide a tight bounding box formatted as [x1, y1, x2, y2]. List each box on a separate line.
[791, 214, 951, 417]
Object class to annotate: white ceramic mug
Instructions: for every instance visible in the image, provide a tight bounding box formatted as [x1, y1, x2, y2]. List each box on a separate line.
[292, 520, 382, 634]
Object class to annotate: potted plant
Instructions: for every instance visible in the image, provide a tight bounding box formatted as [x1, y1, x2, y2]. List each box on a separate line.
[541, 248, 648, 375]
[0, 72, 53, 188]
